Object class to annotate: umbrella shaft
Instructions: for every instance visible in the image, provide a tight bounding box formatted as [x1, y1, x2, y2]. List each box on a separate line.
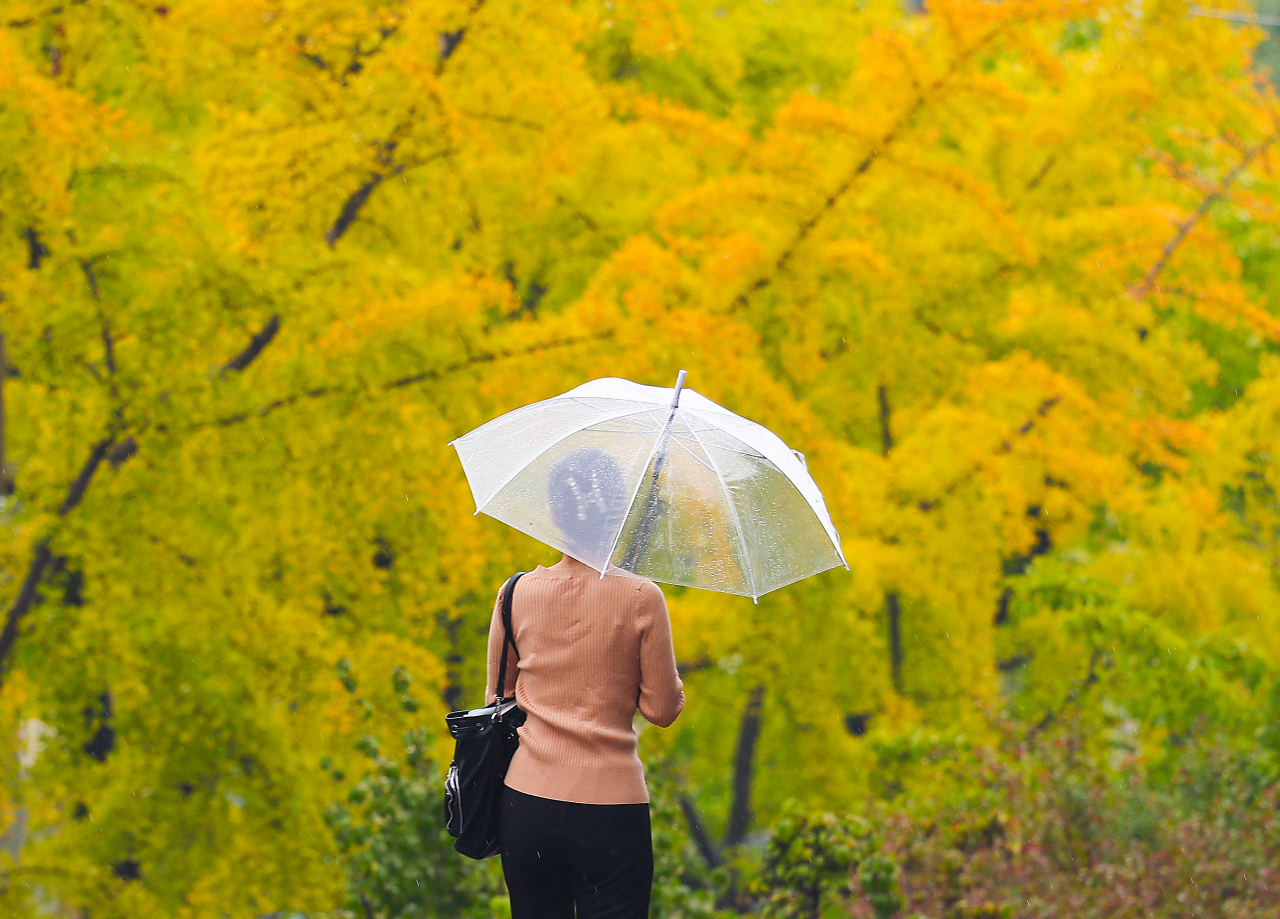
[620, 402, 679, 569]
[621, 455, 666, 568]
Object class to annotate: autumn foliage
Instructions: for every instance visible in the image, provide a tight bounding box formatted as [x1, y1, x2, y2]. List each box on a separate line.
[2, 0, 1280, 915]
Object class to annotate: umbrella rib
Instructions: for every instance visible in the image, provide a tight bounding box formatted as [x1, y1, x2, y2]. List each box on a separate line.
[564, 395, 663, 412]
[668, 436, 717, 475]
[469, 403, 666, 515]
[689, 424, 846, 567]
[684, 423, 759, 602]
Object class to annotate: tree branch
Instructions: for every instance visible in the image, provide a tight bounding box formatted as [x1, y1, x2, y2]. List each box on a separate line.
[0, 436, 115, 686]
[0, 312, 285, 690]
[723, 684, 765, 849]
[324, 146, 455, 247]
[5, 2, 70, 29]
[206, 330, 614, 428]
[80, 259, 116, 376]
[324, 0, 482, 246]
[107, 437, 137, 468]
[0, 542, 51, 687]
[1024, 154, 1056, 192]
[436, 0, 485, 73]
[25, 227, 48, 270]
[58, 437, 115, 516]
[1131, 134, 1277, 300]
[457, 108, 545, 132]
[677, 656, 713, 676]
[913, 395, 1061, 512]
[997, 651, 1033, 672]
[325, 173, 389, 247]
[220, 315, 280, 375]
[1026, 648, 1105, 740]
[101, 318, 114, 376]
[729, 26, 1009, 315]
[0, 330, 11, 496]
[383, 331, 594, 389]
[679, 794, 722, 869]
[80, 258, 101, 302]
[437, 28, 466, 66]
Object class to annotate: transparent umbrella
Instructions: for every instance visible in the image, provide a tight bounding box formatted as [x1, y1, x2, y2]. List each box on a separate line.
[450, 372, 847, 600]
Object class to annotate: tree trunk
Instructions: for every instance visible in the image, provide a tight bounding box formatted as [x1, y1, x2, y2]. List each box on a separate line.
[0, 331, 10, 495]
[886, 591, 903, 695]
[878, 384, 894, 456]
[723, 684, 765, 848]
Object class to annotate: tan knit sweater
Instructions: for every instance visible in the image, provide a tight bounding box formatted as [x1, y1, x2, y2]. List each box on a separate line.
[485, 555, 685, 804]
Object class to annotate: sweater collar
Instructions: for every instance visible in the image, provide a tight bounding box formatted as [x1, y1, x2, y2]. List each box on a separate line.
[535, 554, 598, 578]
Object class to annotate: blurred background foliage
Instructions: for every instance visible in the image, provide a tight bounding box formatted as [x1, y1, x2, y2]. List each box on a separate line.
[2, 0, 1279, 915]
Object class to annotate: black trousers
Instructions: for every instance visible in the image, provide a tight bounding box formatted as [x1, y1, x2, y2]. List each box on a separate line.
[499, 786, 653, 919]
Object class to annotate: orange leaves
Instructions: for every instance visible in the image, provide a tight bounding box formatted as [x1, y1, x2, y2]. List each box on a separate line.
[655, 174, 788, 247]
[846, 32, 934, 134]
[1182, 282, 1280, 344]
[929, 0, 1102, 34]
[887, 151, 1037, 264]
[814, 238, 897, 282]
[697, 233, 765, 287]
[608, 0, 691, 57]
[315, 273, 514, 357]
[0, 32, 129, 215]
[772, 93, 877, 144]
[618, 90, 751, 158]
[1127, 414, 1212, 476]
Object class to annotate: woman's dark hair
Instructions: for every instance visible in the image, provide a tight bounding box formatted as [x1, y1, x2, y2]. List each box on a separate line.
[548, 447, 627, 561]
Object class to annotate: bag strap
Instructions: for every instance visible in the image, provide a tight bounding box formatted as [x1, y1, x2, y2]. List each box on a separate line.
[495, 571, 526, 708]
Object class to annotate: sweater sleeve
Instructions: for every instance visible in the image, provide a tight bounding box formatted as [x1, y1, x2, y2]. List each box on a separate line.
[636, 582, 685, 728]
[485, 582, 519, 704]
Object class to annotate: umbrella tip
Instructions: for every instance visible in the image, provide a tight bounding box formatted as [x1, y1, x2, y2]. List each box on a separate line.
[671, 369, 688, 409]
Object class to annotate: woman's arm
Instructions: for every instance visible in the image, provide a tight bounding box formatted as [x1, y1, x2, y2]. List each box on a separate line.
[636, 582, 685, 727]
[485, 582, 519, 704]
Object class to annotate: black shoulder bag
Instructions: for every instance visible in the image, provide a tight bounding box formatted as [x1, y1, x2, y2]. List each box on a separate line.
[444, 571, 527, 859]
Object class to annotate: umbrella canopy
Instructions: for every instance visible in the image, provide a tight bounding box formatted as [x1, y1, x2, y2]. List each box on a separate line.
[450, 374, 846, 600]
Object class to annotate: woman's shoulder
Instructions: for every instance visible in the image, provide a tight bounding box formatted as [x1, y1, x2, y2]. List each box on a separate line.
[602, 569, 665, 610]
[604, 566, 658, 587]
